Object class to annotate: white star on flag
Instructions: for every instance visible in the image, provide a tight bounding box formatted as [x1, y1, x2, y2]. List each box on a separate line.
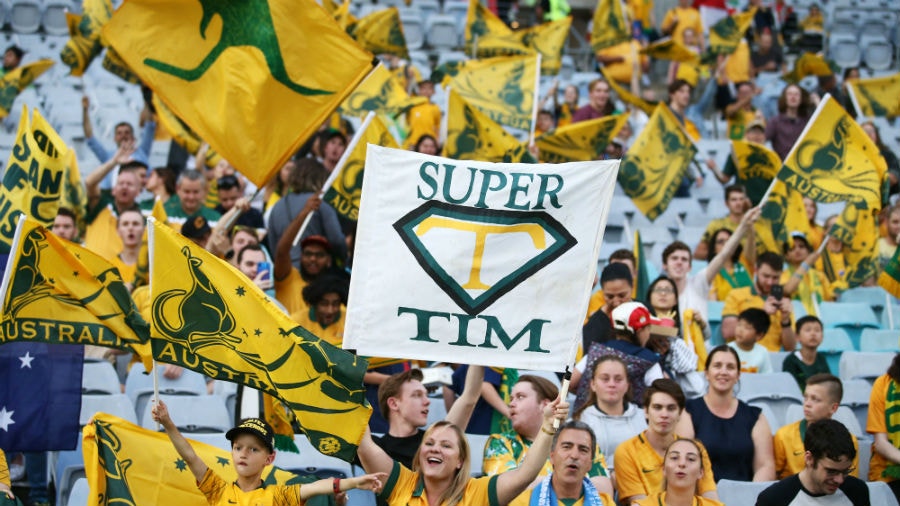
[18, 351, 34, 369]
[0, 406, 14, 432]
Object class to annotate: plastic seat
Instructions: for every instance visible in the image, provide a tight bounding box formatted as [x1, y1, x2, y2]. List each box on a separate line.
[769, 351, 790, 373]
[819, 301, 881, 350]
[53, 436, 84, 506]
[415, 0, 440, 20]
[185, 432, 232, 452]
[82, 360, 122, 395]
[140, 394, 230, 433]
[66, 477, 90, 506]
[828, 34, 861, 68]
[42, 0, 70, 35]
[839, 351, 894, 383]
[707, 301, 725, 347]
[862, 37, 894, 71]
[676, 226, 706, 249]
[80, 393, 138, 425]
[821, 327, 855, 372]
[425, 14, 459, 51]
[784, 404, 864, 437]
[859, 328, 899, 352]
[273, 434, 353, 479]
[442, 0, 469, 33]
[401, 13, 425, 51]
[839, 286, 888, 322]
[716, 479, 777, 506]
[841, 378, 873, 430]
[869, 480, 900, 506]
[749, 402, 780, 435]
[9, 0, 42, 33]
[125, 365, 208, 423]
[736, 372, 804, 425]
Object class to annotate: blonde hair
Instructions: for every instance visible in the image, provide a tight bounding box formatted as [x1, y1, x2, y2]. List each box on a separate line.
[411, 421, 471, 506]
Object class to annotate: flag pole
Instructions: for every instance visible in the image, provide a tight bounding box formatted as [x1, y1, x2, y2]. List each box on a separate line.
[844, 81, 866, 122]
[292, 111, 376, 247]
[529, 53, 542, 148]
[148, 216, 161, 430]
[0, 214, 26, 310]
[757, 176, 780, 209]
[553, 367, 572, 429]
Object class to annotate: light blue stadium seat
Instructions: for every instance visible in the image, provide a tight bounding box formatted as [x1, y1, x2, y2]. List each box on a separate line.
[859, 328, 899, 352]
[841, 378, 872, 430]
[9, 0, 42, 33]
[736, 372, 803, 426]
[401, 12, 425, 51]
[707, 301, 724, 347]
[784, 404, 864, 437]
[66, 477, 90, 506]
[839, 286, 889, 321]
[81, 360, 122, 395]
[839, 351, 894, 384]
[818, 301, 881, 350]
[42, 0, 70, 35]
[749, 401, 780, 435]
[769, 351, 790, 373]
[717, 479, 777, 506]
[820, 327, 855, 373]
[125, 365, 208, 423]
[467, 433, 490, 477]
[53, 435, 84, 506]
[425, 13, 458, 51]
[869, 480, 900, 506]
[80, 393, 138, 425]
[140, 394, 230, 434]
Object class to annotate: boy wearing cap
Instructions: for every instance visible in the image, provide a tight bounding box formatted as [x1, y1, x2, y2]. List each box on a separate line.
[152, 400, 386, 504]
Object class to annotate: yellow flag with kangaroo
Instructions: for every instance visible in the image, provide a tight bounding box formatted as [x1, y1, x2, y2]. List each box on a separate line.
[324, 116, 398, 221]
[518, 17, 572, 75]
[342, 64, 425, 118]
[0, 60, 53, 118]
[618, 104, 696, 221]
[778, 95, 884, 211]
[535, 114, 627, 163]
[726, 140, 779, 206]
[601, 67, 658, 115]
[101, 47, 141, 84]
[707, 8, 755, 55]
[0, 215, 150, 348]
[83, 413, 314, 506]
[103, 0, 375, 188]
[591, 0, 630, 51]
[443, 89, 535, 163]
[640, 37, 700, 63]
[465, 0, 531, 57]
[60, 0, 112, 76]
[60, 149, 87, 228]
[830, 203, 878, 288]
[149, 220, 371, 461]
[440, 55, 537, 131]
[152, 95, 224, 168]
[349, 7, 409, 59]
[845, 73, 900, 118]
[756, 180, 809, 255]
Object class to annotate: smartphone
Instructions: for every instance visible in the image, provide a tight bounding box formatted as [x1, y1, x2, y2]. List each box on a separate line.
[257, 261, 271, 281]
[771, 284, 783, 301]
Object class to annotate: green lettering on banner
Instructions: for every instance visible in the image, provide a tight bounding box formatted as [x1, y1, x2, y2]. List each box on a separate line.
[0, 319, 127, 348]
[151, 339, 274, 393]
[415, 161, 565, 210]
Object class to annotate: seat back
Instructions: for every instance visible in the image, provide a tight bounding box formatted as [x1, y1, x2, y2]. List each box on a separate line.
[716, 479, 777, 506]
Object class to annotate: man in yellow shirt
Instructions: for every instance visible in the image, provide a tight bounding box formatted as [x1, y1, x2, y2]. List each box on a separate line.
[661, 0, 704, 50]
[722, 252, 796, 351]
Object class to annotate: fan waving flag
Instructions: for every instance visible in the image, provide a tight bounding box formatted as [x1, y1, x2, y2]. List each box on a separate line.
[349, 7, 409, 59]
[535, 114, 627, 163]
[103, 0, 376, 188]
[60, 0, 112, 76]
[149, 220, 371, 461]
[344, 146, 619, 371]
[443, 89, 535, 163]
[845, 73, 900, 118]
[591, 0, 630, 51]
[0, 60, 53, 118]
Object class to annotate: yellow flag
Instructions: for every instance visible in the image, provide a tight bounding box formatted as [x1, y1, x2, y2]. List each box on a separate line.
[60, 0, 112, 76]
[845, 73, 900, 118]
[101, 47, 141, 84]
[324, 116, 397, 221]
[465, 0, 531, 57]
[518, 17, 572, 75]
[0, 60, 53, 118]
[0, 107, 70, 250]
[152, 94, 224, 168]
[535, 114, 627, 163]
[103, 0, 375, 189]
[591, 0, 630, 51]
[441, 55, 537, 131]
[601, 67, 657, 115]
[783, 51, 833, 83]
[84, 413, 308, 506]
[778, 95, 884, 211]
[727, 140, 779, 206]
[333, 0, 358, 31]
[60, 149, 87, 228]
[443, 89, 535, 163]
[830, 203, 878, 288]
[756, 180, 809, 255]
[0, 215, 150, 347]
[707, 8, 755, 55]
[349, 7, 409, 59]
[618, 104, 696, 221]
[342, 63, 425, 118]
[879, 239, 900, 298]
[149, 220, 371, 461]
[640, 37, 700, 64]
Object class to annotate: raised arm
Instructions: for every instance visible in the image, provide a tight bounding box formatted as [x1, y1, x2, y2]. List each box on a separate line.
[298, 472, 387, 499]
[152, 399, 208, 482]
[494, 397, 569, 505]
[85, 142, 135, 204]
[705, 206, 761, 283]
[357, 428, 396, 477]
[445, 365, 485, 429]
[273, 195, 321, 281]
[82, 96, 94, 139]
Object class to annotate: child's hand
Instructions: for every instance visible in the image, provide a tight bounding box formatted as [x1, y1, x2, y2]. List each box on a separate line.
[151, 399, 171, 425]
[0, 483, 14, 499]
[352, 472, 387, 492]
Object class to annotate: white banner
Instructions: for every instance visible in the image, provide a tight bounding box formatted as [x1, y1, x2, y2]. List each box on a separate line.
[344, 145, 619, 371]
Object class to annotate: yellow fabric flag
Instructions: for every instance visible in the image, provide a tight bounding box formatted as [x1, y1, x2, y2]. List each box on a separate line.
[83, 413, 309, 506]
[324, 116, 397, 221]
[0, 215, 150, 348]
[103, 0, 376, 189]
[591, 0, 630, 51]
[0, 60, 53, 118]
[756, 180, 809, 255]
[151, 94, 224, 168]
[440, 55, 537, 131]
[518, 17, 572, 75]
[349, 7, 409, 59]
[101, 47, 141, 84]
[0, 107, 69, 250]
[60, 0, 112, 76]
[727, 140, 779, 206]
[830, 203, 878, 289]
[879, 239, 900, 298]
[640, 37, 700, 64]
[707, 8, 755, 55]
[443, 89, 535, 163]
[535, 114, 627, 162]
[783, 51, 833, 83]
[60, 149, 87, 228]
[465, 0, 532, 57]
[149, 220, 371, 461]
[618, 104, 696, 221]
[601, 67, 657, 115]
[342, 63, 425, 118]
[845, 73, 900, 118]
[332, 0, 358, 31]
[778, 95, 884, 211]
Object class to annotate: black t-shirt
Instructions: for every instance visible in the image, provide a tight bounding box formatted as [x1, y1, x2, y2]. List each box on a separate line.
[582, 310, 614, 355]
[756, 473, 870, 506]
[373, 430, 424, 469]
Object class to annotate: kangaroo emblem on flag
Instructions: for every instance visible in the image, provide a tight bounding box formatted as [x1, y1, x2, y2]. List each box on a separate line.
[143, 0, 333, 96]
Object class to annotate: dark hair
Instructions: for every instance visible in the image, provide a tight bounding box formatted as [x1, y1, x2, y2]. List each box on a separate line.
[517, 375, 559, 403]
[114, 121, 134, 134]
[738, 308, 770, 337]
[377, 368, 424, 419]
[667, 79, 693, 97]
[646, 275, 681, 329]
[414, 134, 439, 153]
[662, 241, 691, 266]
[301, 275, 349, 306]
[587, 78, 616, 116]
[777, 84, 813, 116]
[4, 45, 23, 61]
[152, 166, 177, 196]
[610, 248, 636, 265]
[805, 419, 856, 462]
[705, 344, 741, 371]
[552, 420, 597, 457]
[600, 262, 633, 286]
[116, 207, 146, 226]
[888, 353, 900, 383]
[795, 315, 823, 334]
[706, 228, 742, 263]
[860, 120, 886, 150]
[724, 183, 746, 201]
[56, 207, 77, 221]
[806, 373, 843, 403]
[236, 243, 263, 266]
[217, 174, 241, 191]
[756, 251, 784, 271]
[572, 355, 632, 420]
[643, 378, 686, 411]
[288, 158, 328, 193]
[121, 160, 148, 173]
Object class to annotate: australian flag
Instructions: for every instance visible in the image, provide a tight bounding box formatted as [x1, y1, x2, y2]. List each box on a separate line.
[0, 342, 83, 452]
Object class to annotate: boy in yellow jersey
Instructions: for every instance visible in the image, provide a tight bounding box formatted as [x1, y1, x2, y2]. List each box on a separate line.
[405, 80, 441, 149]
[152, 401, 386, 505]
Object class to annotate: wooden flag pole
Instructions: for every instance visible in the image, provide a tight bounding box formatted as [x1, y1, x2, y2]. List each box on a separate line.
[529, 53, 542, 148]
[553, 367, 572, 429]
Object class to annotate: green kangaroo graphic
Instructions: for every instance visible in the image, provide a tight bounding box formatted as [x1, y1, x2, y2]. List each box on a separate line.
[744, 144, 772, 169]
[6, 228, 82, 318]
[143, 0, 333, 96]
[94, 419, 137, 506]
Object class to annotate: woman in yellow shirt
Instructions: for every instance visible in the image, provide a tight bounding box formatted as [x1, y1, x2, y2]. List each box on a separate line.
[632, 439, 724, 506]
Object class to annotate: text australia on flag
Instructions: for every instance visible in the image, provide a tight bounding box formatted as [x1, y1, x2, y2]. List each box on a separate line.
[344, 146, 619, 371]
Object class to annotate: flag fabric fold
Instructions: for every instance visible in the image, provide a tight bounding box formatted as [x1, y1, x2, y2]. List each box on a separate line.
[349, 7, 409, 59]
[591, 0, 630, 52]
[756, 180, 809, 255]
[726, 140, 780, 206]
[60, 0, 112, 76]
[601, 68, 658, 115]
[464, 0, 531, 57]
[341, 64, 425, 118]
[705, 9, 755, 57]
[879, 241, 900, 299]
[640, 37, 700, 64]
[443, 89, 535, 163]
[845, 73, 900, 118]
[0, 60, 53, 118]
[534, 114, 627, 163]
[519, 17, 572, 75]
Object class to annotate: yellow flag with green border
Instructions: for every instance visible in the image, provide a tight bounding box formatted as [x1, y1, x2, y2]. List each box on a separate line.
[440, 55, 537, 131]
[101, 47, 141, 84]
[465, 0, 531, 57]
[640, 37, 700, 63]
[60, 0, 112, 76]
[618, 104, 696, 221]
[150, 220, 371, 461]
[707, 8, 755, 55]
[601, 67, 657, 115]
[535, 114, 627, 162]
[0, 60, 53, 118]
[727, 140, 779, 206]
[756, 180, 809, 255]
[591, 0, 630, 51]
[103, 0, 375, 188]
[518, 17, 571, 75]
[342, 64, 425, 118]
[830, 203, 878, 288]
[349, 7, 409, 59]
[443, 89, 535, 163]
[845, 73, 900, 118]
[879, 238, 900, 298]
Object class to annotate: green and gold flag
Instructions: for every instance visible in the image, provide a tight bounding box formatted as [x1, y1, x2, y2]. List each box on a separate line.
[601, 67, 657, 115]
[879, 236, 900, 298]
[726, 140, 779, 206]
[0, 215, 150, 348]
[633, 230, 650, 304]
[60, 0, 112, 76]
[101, 47, 141, 84]
[756, 180, 809, 255]
[707, 8, 755, 56]
[518, 17, 572, 75]
[0, 60, 53, 118]
[152, 95, 224, 168]
[591, 0, 630, 51]
[464, 0, 531, 57]
[830, 203, 878, 289]
[342, 63, 425, 118]
[845, 73, 900, 118]
[535, 113, 627, 162]
[324, 115, 398, 221]
[350, 7, 409, 59]
[103, 0, 376, 188]
[149, 220, 371, 461]
[782, 51, 834, 84]
[640, 37, 700, 64]
[618, 103, 696, 221]
[443, 89, 535, 163]
[440, 55, 537, 131]
[60, 149, 87, 229]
